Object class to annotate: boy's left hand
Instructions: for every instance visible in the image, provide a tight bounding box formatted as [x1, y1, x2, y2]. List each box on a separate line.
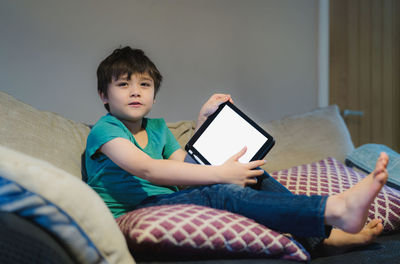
[196, 94, 234, 131]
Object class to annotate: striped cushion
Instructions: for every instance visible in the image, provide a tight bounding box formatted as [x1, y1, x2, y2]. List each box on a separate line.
[0, 145, 135, 264]
[117, 204, 309, 261]
[0, 176, 103, 263]
[271, 157, 400, 233]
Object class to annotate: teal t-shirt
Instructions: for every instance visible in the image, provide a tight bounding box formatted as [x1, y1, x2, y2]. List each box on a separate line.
[85, 114, 181, 218]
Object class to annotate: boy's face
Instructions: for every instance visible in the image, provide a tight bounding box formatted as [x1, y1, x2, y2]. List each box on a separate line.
[100, 72, 155, 123]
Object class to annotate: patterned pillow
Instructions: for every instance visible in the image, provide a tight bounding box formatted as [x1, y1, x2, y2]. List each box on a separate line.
[117, 204, 309, 262]
[270, 157, 400, 233]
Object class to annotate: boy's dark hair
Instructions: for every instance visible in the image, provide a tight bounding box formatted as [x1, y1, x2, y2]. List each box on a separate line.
[97, 46, 163, 112]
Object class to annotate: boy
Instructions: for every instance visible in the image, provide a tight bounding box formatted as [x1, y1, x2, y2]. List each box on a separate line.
[85, 46, 388, 253]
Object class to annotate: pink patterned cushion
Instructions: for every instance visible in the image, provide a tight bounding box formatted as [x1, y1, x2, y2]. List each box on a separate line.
[117, 204, 309, 261]
[271, 157, 400, 233]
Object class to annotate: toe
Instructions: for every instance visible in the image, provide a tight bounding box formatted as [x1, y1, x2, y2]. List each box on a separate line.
[380, 152, 389, 166]
[366, 219, 380, 228]
[374, 222, 384, 235]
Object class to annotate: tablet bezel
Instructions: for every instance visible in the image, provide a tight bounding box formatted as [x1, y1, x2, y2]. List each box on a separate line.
[185, 101, 275, 165]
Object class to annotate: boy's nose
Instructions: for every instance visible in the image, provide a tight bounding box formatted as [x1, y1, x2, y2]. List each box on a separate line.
[130, 85, 141, 97]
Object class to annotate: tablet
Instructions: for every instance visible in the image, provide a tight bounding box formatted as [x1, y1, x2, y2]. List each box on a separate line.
[185, 101, 275, 166]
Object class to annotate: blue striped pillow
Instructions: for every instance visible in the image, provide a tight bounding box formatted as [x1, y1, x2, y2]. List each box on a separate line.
[0, 176, 105, 263]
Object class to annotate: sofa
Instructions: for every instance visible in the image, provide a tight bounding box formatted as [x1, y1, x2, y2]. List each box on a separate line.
[1, 90, 400, 264]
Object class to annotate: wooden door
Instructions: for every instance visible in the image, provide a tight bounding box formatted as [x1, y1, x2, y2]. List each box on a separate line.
[329, 0, 400, 152]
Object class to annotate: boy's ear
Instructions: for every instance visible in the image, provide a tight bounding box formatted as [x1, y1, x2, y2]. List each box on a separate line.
[99, 91, 108, 104]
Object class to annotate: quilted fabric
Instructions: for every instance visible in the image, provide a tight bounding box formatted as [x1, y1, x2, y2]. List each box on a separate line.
[271, 157, 400, 233]
[117, 204, 309, 261]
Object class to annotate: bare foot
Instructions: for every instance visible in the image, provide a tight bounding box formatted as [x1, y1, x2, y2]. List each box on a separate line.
[325, 152, 389, 233]
[322, 219, 383, 255]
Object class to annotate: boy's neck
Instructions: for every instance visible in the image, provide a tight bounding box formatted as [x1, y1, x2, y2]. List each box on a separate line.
[121, 118, 145, 135]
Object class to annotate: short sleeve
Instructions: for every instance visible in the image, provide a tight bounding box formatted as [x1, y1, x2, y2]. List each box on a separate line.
[86, 115, 131, 159]
[162, 121, 181, 159]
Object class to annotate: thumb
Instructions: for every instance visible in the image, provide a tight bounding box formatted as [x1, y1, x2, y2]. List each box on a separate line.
[230, 146, 247, 161]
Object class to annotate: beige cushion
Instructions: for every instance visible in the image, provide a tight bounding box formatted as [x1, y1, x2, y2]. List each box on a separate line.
[260, 105, 354, 172]
[0, 145, 135, 264]
[0, 91, 90, 179]
[167, 120, 196, 148]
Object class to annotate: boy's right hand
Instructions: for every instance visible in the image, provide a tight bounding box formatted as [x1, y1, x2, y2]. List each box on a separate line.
[217, 147, 266, 187]
[196, 94, 234, 132]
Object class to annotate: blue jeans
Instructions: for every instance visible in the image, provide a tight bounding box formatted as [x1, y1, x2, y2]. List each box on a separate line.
[136, 171, 330, 238]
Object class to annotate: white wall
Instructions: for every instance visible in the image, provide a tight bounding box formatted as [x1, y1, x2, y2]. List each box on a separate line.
[0, 0, 319, 125]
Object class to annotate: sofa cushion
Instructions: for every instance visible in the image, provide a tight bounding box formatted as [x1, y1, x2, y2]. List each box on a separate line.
[346, 144, 400, 189]
[117, 204, 309, 262]
[0, 91, 90, 179]
[271, 157, 400, 233]
[0, 145, 135, 264]
[261, 105, 354, 172]
[167, 120, 196, 149]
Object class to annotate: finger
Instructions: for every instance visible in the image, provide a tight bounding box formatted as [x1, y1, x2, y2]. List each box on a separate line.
[217, 95, 231, 104]
[213, 94, 230, 101]
[211, 94, 228, 101]
[233, 181, 246, 188]
[248, 160, 266, 169]
[225, 94, 234, 104]
[229, 146, 247, 161]
[248, 168, 265, 178]
[224, 94, 232, 103]
[246, 178, 258, 186]
[209, 95, 229, 109]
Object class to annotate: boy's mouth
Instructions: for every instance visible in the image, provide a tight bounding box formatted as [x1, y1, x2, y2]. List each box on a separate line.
[128, 102, 143, 107]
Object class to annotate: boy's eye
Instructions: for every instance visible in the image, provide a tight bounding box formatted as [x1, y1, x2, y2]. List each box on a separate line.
[141, 82, 151, 87]
[117, 82, 128, 87]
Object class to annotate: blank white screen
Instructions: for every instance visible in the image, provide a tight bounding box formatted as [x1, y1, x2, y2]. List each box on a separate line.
[192, 106, 268, 165]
